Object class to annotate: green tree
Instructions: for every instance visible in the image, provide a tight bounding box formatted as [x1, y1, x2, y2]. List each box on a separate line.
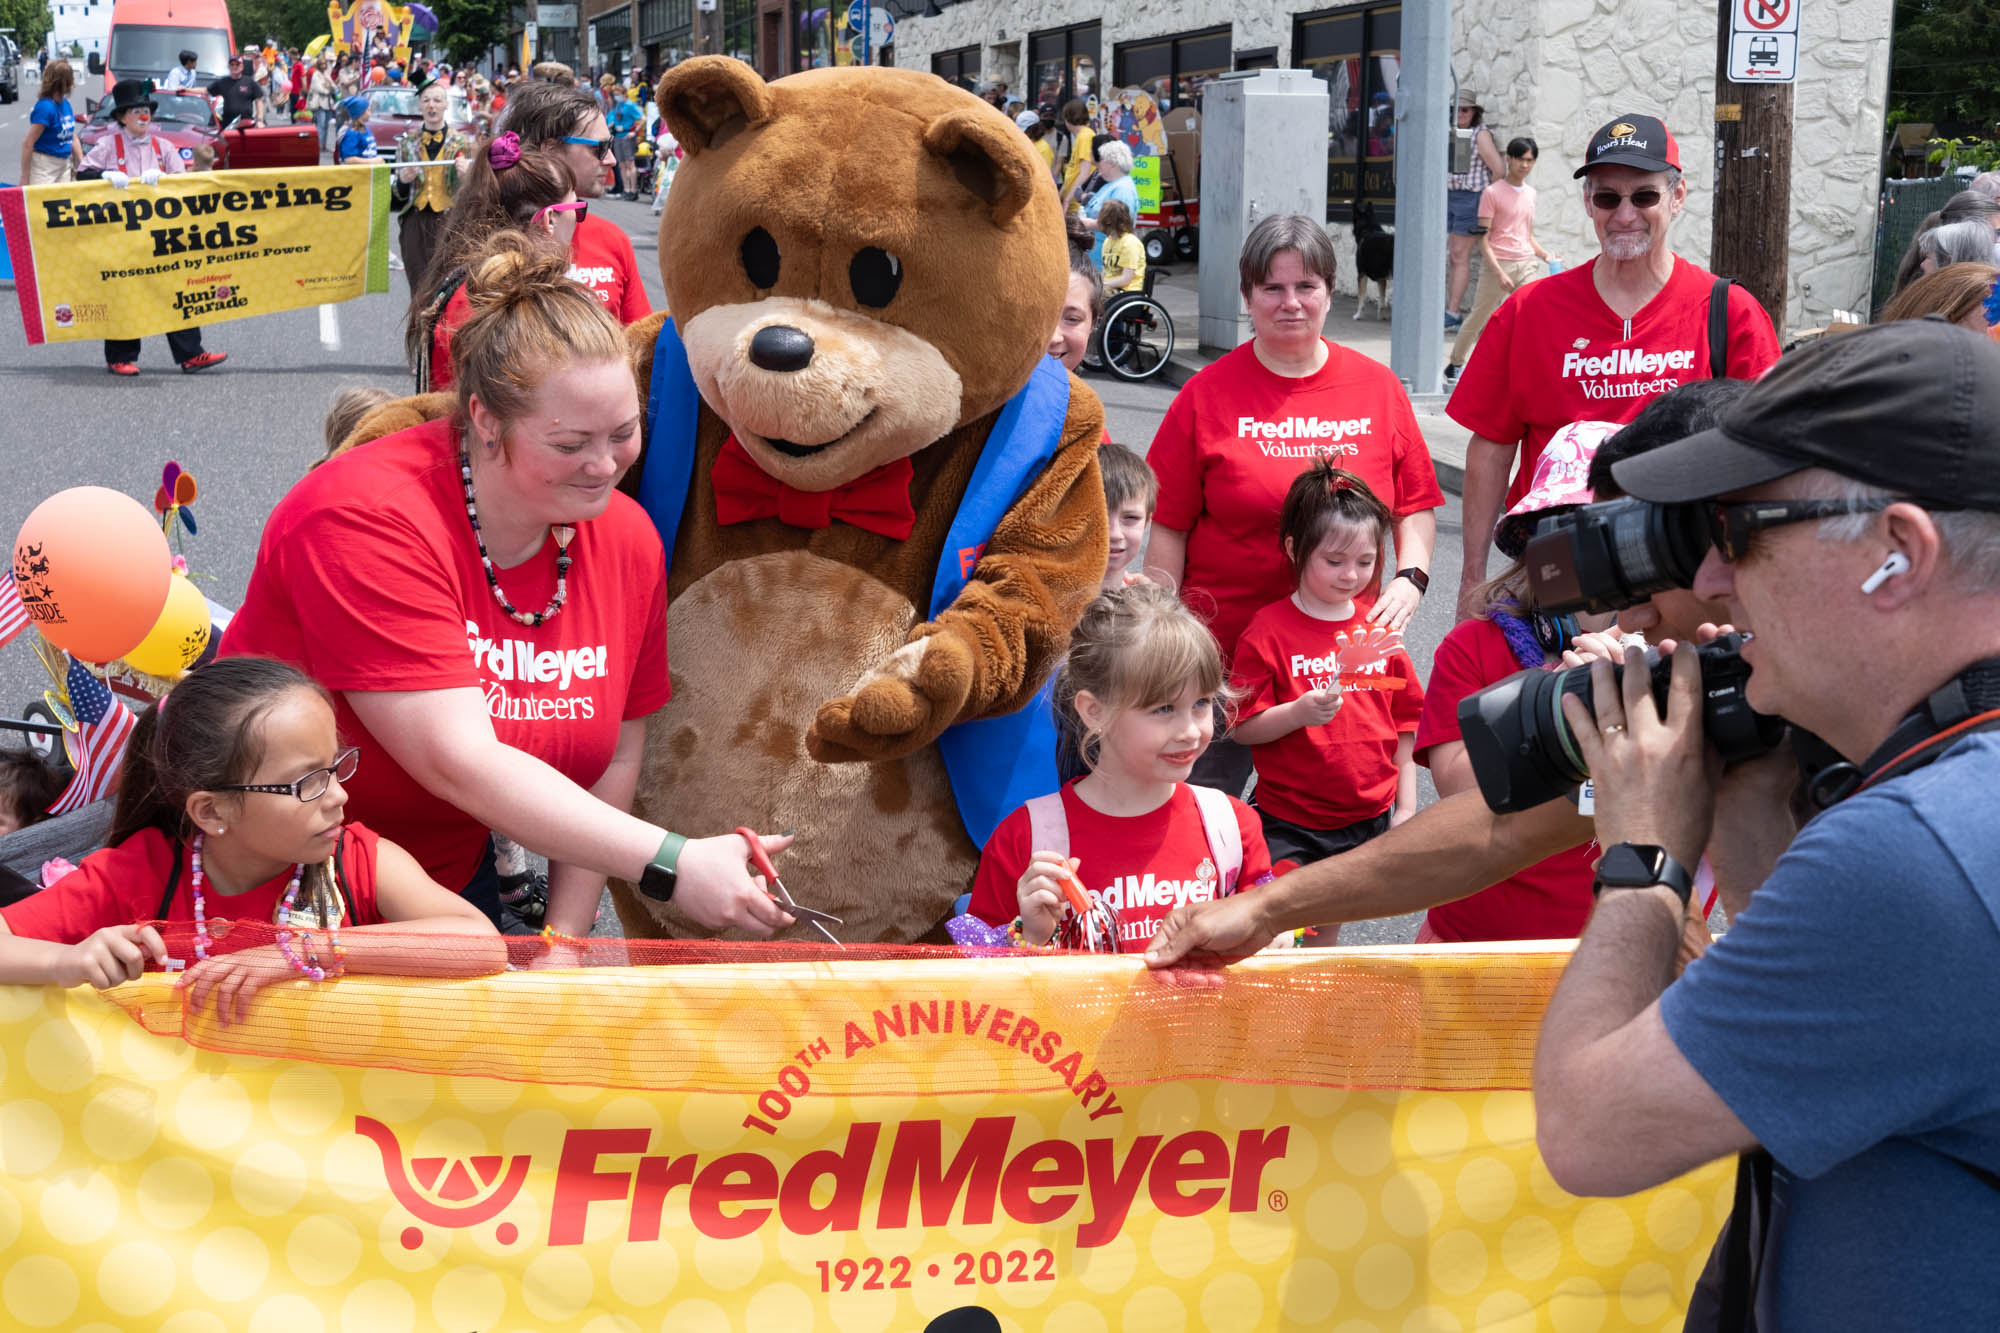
[231, 0, 344, 50]
[1891, 0, 2000, 129]
[0, 0, 53, 54]
[435, 0, 512, 66]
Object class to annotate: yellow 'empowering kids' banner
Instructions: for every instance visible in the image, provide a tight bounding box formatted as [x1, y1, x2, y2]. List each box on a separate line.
[0, 946, 1730, 1330]
[0, 164, 392, 345]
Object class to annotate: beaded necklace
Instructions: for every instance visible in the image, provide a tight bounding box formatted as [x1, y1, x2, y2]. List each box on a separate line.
[189, 832, 343, 980]
[460, 442, 574, 627]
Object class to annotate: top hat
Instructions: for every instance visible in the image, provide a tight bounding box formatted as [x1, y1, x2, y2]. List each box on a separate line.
[107, 79, 158, 118]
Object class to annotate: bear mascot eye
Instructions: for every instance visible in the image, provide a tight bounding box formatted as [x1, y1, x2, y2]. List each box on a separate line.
[849, 247, 902, 308]
[741, 227, 781, 289]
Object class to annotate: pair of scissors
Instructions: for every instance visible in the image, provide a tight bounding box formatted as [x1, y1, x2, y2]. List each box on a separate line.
[734, 827, 843, 948]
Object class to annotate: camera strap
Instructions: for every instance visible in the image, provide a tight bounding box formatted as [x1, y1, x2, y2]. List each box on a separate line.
[1854, 657, 2000, 795]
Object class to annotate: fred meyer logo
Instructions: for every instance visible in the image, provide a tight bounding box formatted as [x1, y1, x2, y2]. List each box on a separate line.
[466, 620, 607, 721]
[1238, 415, 1371, 460]
[1560, 345, 1697, 401]
[358, 1114, 1291, 1250]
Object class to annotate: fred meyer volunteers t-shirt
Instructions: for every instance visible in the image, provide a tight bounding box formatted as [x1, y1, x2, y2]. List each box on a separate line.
[1150, 340, 1445, 660]
[969, 782, 1274, 953]
[1413, 617, 1598, 942]
[221, 419, 670, 890]
[1232, 598, 1424, 829]
[1448, 254, 1780, 508]
[567, 214, 653, 324]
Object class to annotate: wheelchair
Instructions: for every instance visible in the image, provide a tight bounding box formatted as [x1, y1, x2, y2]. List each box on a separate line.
[1082, 269, 1176, 383]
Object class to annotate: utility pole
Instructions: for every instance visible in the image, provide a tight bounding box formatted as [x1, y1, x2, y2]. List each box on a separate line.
[1388, 0, 1450, 398]
[1709, 0, 1794, 336]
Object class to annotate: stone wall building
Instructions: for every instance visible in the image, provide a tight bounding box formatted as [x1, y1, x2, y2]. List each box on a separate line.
[893, 0, 1895, 332]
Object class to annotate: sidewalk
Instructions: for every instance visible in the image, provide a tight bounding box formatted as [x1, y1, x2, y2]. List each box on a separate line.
[1145, 265, 1473, 492]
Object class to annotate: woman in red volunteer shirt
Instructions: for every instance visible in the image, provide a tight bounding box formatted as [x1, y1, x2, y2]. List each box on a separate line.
[0, 658, 503, 1024]
[405, 135, 580, 392]
[1149, 213, 1444, 794]
[1413, 421, 1626, 942]
[223, 232, 796, 944]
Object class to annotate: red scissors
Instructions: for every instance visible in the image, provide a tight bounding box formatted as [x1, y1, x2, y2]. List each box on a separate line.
[735, 827, 843, 947]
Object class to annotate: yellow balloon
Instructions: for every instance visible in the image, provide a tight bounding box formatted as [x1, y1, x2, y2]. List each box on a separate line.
[120, 573, 212, 679]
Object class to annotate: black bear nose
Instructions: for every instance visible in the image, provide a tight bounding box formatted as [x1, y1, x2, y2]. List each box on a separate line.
[749, 325, 815, 372]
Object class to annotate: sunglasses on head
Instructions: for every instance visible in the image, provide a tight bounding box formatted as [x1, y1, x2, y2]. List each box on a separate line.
[532, 199, 588, 228]
[1589, 188, 1666, 211]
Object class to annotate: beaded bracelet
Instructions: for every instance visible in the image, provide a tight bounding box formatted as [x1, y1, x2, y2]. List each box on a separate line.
[539, 926, 587, 949]
[1006, 917, 1056, 950]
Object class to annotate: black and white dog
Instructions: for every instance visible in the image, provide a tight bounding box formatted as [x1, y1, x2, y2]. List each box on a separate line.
[1352, 201, 1394, 320]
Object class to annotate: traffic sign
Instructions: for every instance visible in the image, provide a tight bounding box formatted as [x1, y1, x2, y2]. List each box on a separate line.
[845, 2, 891, 45]
[1728, 0, 1797, 82]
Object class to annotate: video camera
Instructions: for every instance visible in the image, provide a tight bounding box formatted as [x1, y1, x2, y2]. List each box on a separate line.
[1457, 498, 1787, 812]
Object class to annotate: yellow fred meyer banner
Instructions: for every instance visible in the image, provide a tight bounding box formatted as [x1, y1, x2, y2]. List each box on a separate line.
[0, 946, 1730, 1330]
[0, 164, 392, 345]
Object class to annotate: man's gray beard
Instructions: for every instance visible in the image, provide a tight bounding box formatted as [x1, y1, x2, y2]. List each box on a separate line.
[1601, 233, 1655, 262]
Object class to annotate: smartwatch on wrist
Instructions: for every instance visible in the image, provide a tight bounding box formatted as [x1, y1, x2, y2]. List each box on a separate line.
[1396, 567, 1430, 595]
[1593, 843, 1694, 905]
[637, 831, 688, 902]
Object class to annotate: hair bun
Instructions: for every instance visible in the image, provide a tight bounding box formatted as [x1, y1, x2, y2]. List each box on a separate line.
[463, 229, 574, 314]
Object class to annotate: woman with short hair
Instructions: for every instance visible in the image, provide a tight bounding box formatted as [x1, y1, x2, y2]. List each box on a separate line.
[1147, 214, 1444, 795]
[224, 232, 797, 944]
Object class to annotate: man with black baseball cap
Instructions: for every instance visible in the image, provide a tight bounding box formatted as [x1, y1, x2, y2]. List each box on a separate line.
[1537, 318, 2000, 1328]
[1449, 111, 1781, 624]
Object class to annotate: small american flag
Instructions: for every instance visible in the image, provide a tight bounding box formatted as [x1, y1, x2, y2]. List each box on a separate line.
[0, 577, 28, 650]
[48, 660, 138, 815]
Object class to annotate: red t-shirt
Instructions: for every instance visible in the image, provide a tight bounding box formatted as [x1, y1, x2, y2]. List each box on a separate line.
[1232, 597, 1425, 829]
[429, 284, 471, 392]
[2, 824, 383, 945]
[220, 419, 671, 890]
[567, 214, 652, 323]
[1447, 254, 1781, 508]
[1413, 617, 1598, 941]
[1150, 339, 1445, 660]
[968, 782, 1275, 953]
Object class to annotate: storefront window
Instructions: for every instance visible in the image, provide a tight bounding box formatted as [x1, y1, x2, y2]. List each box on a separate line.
[1113, 26, 1230, 115]
[639, 0, 692, 58]
[721, 0, 757, 63]
[1029, 23, 1098, 113]
[931, 44, 979, 91]
[1294, 3, 1399, 223]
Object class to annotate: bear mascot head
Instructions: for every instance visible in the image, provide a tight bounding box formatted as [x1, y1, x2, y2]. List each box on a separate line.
[609, 59, 1109, 944]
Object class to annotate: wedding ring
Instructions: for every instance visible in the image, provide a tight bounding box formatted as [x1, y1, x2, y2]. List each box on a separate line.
[1602, 723, 1628, 735]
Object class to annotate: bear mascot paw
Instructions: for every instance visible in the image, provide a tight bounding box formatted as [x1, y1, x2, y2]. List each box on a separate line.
[613, 58, 1107, 944]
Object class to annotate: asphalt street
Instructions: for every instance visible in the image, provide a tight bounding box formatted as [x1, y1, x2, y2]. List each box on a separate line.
[0, 94, 1460, 942]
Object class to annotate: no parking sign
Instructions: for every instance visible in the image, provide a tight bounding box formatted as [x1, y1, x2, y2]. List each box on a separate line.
[1728, 0, 1798, 83]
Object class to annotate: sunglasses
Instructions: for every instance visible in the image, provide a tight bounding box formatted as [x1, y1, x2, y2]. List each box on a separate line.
[561, 134, 615, 155]
[532, 199, 588, 228]
[1589, 188, 1666, 211]
[1701, 497, 1933, 563]
[211, 747, 361, 803]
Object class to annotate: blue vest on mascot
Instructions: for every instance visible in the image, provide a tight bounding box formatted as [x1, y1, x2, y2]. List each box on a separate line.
[639, 319, 1071, 848]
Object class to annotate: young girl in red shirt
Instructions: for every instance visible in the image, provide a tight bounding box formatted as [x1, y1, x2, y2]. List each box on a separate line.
[0, 658, 504, 1023]
[1230, 463, 1424, 873]
[964, 583, 1276, 952]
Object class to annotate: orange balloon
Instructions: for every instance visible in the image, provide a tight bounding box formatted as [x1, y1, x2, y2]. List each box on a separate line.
[13, 487, 173, 664]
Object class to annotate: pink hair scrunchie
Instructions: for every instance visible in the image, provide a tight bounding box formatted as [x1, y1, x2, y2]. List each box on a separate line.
[488, 131, 522, 172]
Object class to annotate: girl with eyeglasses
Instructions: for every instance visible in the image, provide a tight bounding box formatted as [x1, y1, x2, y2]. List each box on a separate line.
[0, 658, 503, 1024]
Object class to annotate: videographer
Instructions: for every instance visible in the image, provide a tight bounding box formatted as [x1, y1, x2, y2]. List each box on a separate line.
[1144, 380, 1747, 962]
[1533, 319, 2000, 1327]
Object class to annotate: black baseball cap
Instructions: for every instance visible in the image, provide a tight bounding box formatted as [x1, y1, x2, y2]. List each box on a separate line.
[1573, 114, 1681, 178]
[1610, 319, 2000, 511]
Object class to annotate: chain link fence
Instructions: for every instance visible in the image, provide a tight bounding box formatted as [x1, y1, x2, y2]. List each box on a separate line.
[1873, 175, 1965, 315]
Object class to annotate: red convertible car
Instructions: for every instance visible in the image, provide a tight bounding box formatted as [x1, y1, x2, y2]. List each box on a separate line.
[76, 89, 320, 171]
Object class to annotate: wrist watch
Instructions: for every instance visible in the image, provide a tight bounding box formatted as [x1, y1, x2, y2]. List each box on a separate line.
[1395, 567, 1430, 595]
[1593, 843, 1694, 905]
[637, 831, 687, 902]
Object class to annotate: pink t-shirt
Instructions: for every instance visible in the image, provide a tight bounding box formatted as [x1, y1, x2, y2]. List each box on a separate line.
[1479, 181, 1537, 262]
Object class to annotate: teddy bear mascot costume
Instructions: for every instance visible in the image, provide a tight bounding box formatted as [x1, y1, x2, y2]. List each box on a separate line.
[612, 57, 1108, 943]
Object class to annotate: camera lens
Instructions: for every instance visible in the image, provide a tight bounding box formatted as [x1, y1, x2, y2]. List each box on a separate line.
[1524, 498, 1712, 614]
[1458, 635, 1786, 813]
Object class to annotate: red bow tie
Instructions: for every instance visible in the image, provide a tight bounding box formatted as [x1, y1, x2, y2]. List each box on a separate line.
[711, 434, 916, 540]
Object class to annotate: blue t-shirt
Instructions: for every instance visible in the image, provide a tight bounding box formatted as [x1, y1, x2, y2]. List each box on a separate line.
[1660, 730, 2000, 1327]
[336, 127, 380, 163]
[1084, 172, 1141, 268]
[31, 98, 76, 157]
[610, 101, 643, 135]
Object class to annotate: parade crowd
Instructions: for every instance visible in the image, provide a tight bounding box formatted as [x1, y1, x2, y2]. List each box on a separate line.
[5, 66, 2000, 1323]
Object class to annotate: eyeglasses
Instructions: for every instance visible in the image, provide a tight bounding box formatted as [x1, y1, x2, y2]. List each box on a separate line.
[1701, 498, 1908, 563]
[1589, 188, 1666, 211]
[211, 747, 360, 803]
[532, 199, 588, 228]
[561, 134, 615, 156]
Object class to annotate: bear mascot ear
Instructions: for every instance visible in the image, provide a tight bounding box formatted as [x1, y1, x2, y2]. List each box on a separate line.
[922, 109, 1042, 226]
[656, 55, 774, 153]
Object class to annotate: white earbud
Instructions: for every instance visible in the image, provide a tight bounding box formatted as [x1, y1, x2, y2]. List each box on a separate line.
[1860, 551, 1910, 595]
